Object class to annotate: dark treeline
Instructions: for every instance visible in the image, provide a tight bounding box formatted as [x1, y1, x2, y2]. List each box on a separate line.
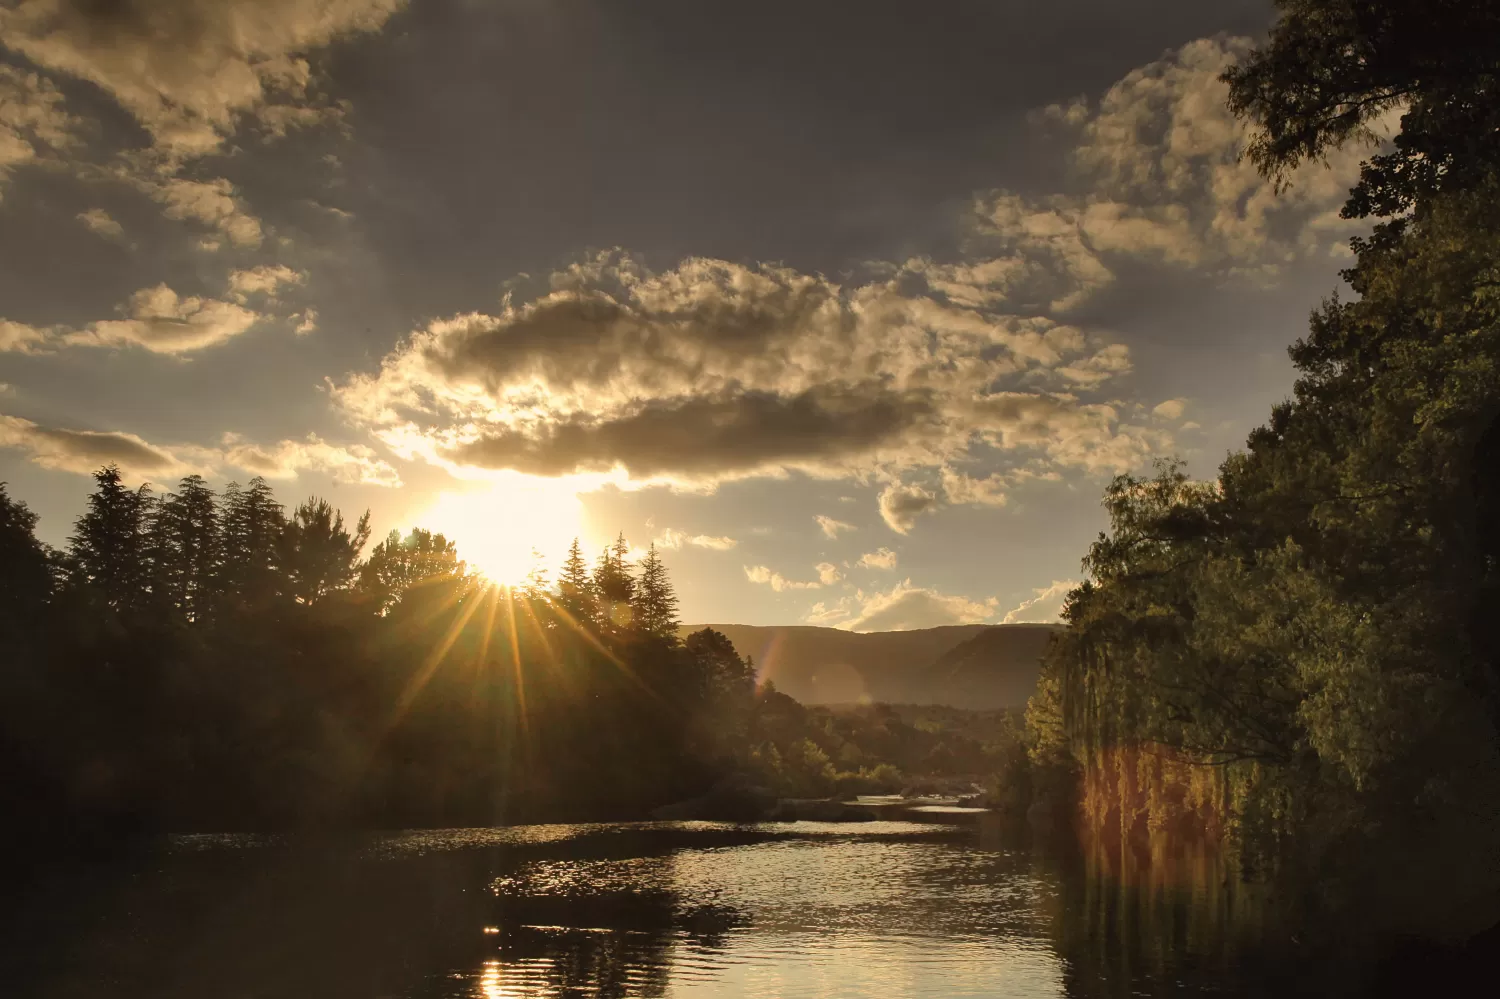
[0, 469, 1000, 846]
[1024, 0, 1500, 939]
[0, 467, 768, 842]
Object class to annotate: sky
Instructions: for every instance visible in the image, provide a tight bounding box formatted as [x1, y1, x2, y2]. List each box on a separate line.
[0, 0, 1377, 630]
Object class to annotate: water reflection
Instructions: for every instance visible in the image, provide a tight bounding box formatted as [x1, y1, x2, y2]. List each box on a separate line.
[0, 821, 1379, 999]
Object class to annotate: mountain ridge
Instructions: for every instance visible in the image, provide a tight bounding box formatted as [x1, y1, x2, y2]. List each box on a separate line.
[679, 622, 1056, 708]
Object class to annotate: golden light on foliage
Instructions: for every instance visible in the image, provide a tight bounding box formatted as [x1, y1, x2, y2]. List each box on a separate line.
[417, 471, 596, 584]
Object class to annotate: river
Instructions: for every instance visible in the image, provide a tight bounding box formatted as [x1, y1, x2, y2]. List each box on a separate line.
[2, 820, 1388, 998]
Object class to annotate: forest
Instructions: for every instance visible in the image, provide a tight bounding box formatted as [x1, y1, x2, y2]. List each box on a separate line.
[0, 469, 1023, 846]
[1023, 0, 1500, 937]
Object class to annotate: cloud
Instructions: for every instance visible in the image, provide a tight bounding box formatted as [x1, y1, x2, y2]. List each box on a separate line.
[0, 0, 405, 162]
[62, 285, 260, 353]
[940, 468, 1010, 507]
[219, 433, 402, 487]
[816, 514, 856, 539]
[816, 561, 842, 585]
[803, 599, 853, 626]
[1152, 398, 1187, 420]
[837, 580, 998, 633]
[976, 36, 1379, 302]
[0, 414, 198, 479]
[1000, 579, 1079, 624]
[0, 64, 80, 196]
[294, 309, 319, 335]
[1, 320, 49, 354]
[1, 280, 304, 355]
[151, 177, 264, 247]
[878, 482, 938, 534]
[76, 208, 124, 240]
[856, 547, 898, 570]
[333, 252, 1148, 491]
[0, 413, 401, 486]
[656, 527, 737, 551]
[228, 264, 305, 303]
[744, 564, 823, 592]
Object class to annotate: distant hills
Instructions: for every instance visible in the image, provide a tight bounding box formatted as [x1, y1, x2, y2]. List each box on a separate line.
[680, 623, 1057, 709]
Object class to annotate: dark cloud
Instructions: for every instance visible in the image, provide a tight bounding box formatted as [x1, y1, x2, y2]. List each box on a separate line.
[444, 385, 935, 480]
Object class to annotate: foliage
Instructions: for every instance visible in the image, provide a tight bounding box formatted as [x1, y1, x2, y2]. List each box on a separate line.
[0, 474, 770, 843]
[1224, 0, 1500, 229]
[1033, 1, 1500, 931]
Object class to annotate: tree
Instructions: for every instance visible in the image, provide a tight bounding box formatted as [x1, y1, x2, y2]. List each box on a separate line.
[0, 483, 51, 627]
[1224, 0, 1500, 228]
[358, 528, 464, 613]
[219, 477, 285, 606]
[282, 498, 371, 605]
[592, 533, 634, 629]
[556, 537, 596, 624]
[67, 465, 152, 612]
[631, 543, 679, 640]
[149, 474, 220, 620]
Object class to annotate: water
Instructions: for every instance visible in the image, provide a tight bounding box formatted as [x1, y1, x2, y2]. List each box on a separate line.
[1, 820, 1350, 998]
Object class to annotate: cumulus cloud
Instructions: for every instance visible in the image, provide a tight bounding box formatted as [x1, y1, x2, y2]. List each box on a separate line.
[878, 482, 939, 534]
[0, 64, 79, 195]
[0, 0, 405, 161]
[327, 39, 1334, 501]
[0, 413, 401, 486]
[1000, 579, 1079, 624]
[228, 264, 305, 303]
[744, 564, 824, 592]
[1, 320, 49, 354]
[856, 547, 898, 570]
[816, 561, 842, 585]
[294, 309, 319, 335]
[837, 580, 998, 633]
[1152, 398, 1187, 420]
[816, 514, 856, 539]
[333, 252, 1149, 492]
[219, 432, 402, 487]
[0, 279, 309, 354]
[150, 177, 264, 247]
[76, 208, 124, 239]
[63, 285, 260, 353]
[656, 528, 737, 551]
[974, 37, 1379, 302]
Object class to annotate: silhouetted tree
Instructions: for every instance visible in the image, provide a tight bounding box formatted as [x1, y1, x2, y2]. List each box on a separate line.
[556, 537, 596, 624]
[358, 527, 463, 613]
[219, 477, 285, 606]
[149, 474, 220, 620]
[282, 498, 371, 605]
[631, 543, 679, 641]
[593, 533, 634, 629]
[67, 465, 151, 612]
[0, 483, 51, 627]
[1224, 0, 1500, 231]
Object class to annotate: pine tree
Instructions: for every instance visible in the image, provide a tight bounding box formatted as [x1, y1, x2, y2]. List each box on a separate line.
[0, 482, 52, 627]
[68, 465, 152, 612]
[523, 548, 549, 599]
[592, 533, 635, 629]
[219, 477, 285, 606]
[282, 498, 370, 605]
[556, 537, 596, 624]
[150, 474, 220, 621]
[631, 543, 679, 640]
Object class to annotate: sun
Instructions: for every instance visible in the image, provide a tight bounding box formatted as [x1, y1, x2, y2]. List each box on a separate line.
[416, 471, 592, 585]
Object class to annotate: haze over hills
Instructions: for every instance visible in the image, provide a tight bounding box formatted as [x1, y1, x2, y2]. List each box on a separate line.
[682, 623, 1056, 709]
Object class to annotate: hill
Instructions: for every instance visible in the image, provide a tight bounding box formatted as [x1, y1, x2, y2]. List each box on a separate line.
[680, 623, 1056, 708]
